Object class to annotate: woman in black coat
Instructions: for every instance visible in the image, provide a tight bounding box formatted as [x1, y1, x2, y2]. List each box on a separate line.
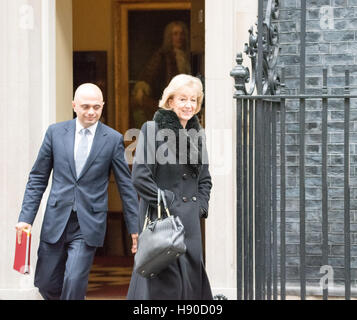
[127, 74, 213, 300]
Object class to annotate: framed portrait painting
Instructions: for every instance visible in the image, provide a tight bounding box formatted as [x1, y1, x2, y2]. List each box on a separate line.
[114, 0, 191, 132]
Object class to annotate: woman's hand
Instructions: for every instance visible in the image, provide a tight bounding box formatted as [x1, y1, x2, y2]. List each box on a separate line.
[131, 233, 139, 254]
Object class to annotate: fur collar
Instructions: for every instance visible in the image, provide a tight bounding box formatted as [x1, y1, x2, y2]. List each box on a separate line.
[153, 109, 203, 173]
[153, 109, 201, 131]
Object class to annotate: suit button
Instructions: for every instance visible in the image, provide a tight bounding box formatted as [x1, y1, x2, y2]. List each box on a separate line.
[192, 173, 197, 179]
[182, 173, 188, 180]
[182, 197, 188, 202]
[192, 196, 197, 202]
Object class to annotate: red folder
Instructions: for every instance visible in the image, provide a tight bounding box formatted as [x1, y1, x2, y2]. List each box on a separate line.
[13, 230, 31, 274]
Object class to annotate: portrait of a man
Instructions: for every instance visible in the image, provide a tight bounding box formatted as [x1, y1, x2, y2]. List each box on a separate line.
[128, 11, 191, 129]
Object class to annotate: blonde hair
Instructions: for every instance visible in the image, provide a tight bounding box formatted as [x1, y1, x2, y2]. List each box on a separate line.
[159, 74, 204, 114]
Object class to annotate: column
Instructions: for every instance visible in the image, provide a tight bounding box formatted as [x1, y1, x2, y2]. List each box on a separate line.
[0, 0, 56, 299]
[205, 0, 258, 299]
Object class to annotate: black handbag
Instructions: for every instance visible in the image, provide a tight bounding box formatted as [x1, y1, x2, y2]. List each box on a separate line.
[134, 189, 186, 278]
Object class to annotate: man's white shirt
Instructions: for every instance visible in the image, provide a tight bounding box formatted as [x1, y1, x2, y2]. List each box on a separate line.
[74, 118, 98, 161]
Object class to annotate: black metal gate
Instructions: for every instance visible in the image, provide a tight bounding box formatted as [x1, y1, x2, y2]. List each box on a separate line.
[231, 0, 357, 300]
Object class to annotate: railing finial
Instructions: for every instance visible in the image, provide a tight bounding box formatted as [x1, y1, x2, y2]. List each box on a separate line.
[230, 53, 250, 97]
[231, 0, 280, 97]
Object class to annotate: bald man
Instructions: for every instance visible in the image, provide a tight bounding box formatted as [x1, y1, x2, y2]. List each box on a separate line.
[16, 83, 139, 300]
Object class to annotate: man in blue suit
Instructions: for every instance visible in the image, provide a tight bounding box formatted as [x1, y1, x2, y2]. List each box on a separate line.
[15, 83, 139, 300]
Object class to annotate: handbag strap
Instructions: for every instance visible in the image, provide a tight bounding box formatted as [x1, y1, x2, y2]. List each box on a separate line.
[143, 188, 163, 231]
[142, 189, 172, 231]
[160, 189, 171, 217]
[157, 188, 162, 219]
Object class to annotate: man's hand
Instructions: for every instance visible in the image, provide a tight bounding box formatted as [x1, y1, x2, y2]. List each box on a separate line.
[131, 233, 139, 254]
[15, 222, 32, 244]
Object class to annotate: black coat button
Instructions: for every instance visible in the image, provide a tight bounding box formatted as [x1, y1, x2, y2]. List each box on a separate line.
[192, 196, 197, 202]
[182, 173, 188, 180]
[182, 197, 188, 202]
[192, 173, 197, 179]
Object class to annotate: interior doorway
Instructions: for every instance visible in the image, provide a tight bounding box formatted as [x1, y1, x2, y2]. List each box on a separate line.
[72, 0, 205, 299]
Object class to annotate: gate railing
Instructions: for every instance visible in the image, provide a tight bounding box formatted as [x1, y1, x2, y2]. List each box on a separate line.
[231, 0, 357, 300]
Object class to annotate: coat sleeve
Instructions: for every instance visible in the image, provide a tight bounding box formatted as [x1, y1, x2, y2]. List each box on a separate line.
[131, 121, 175, 209]
[197, 134, 212, 218]
[18, 125, 54, 224]
[111, 134, 139, 234]
[197, 164, 212, 218]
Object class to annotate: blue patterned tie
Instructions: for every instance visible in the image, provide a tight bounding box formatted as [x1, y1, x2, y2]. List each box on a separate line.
[75, 128, 90, 177]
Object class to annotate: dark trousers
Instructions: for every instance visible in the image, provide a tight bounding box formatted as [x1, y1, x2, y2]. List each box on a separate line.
[34, 211, 97, 300]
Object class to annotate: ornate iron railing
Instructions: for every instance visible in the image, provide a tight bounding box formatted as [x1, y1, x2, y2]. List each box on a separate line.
[231, 0, 357, 300]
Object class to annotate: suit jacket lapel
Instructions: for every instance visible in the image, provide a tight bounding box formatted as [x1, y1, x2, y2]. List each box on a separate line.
[63, 119, 77, 179]
[77, 121, 108, 180]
